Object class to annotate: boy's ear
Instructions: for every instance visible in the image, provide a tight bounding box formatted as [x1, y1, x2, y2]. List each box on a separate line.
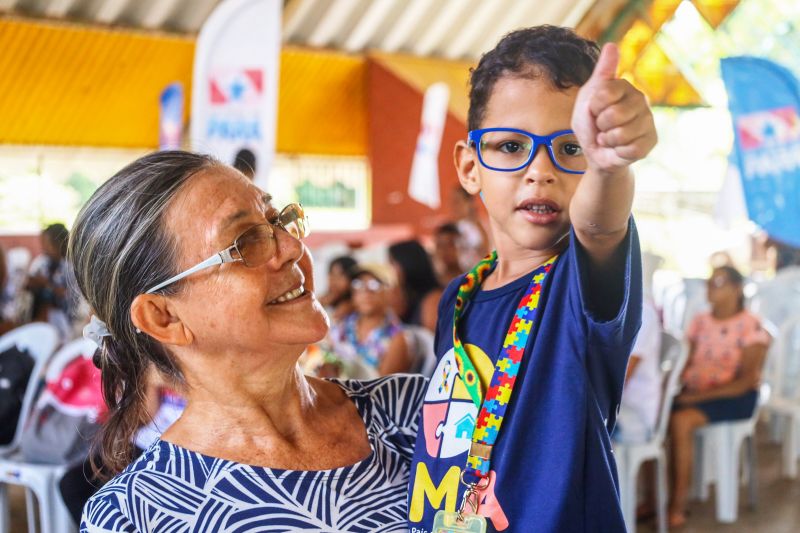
[454, 140, 482, 195]
[130, 294, 193, 346]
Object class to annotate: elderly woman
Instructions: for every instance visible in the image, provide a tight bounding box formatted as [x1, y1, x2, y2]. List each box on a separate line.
[70, 151, 426, 532]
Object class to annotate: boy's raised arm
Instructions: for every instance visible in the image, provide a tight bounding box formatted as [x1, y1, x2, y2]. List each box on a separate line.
[569, 43, 657, 269]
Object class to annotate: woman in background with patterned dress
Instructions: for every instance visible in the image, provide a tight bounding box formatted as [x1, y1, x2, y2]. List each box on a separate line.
[329, 264, 411, 378]
[68, 151, 426, 532]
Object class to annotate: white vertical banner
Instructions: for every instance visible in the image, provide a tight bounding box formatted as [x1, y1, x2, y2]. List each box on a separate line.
[408, 82, 449, 209]
[191, 0, 282, 189]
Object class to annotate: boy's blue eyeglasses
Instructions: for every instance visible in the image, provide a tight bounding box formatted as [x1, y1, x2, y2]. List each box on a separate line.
[468, 127, 586, 174]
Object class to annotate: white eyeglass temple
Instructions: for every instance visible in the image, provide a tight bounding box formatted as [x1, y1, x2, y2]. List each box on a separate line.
[145, 253, 225, 294]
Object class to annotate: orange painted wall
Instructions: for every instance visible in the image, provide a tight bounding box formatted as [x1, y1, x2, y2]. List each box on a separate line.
[366, 60, 471, 235]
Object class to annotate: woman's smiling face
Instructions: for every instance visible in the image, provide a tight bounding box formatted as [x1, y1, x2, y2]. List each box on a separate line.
[163, 166, 329, 357]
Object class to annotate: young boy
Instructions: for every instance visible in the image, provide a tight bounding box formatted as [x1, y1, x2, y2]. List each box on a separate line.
[408, 26, 656, 532]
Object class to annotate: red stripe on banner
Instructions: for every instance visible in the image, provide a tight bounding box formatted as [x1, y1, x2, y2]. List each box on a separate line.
[245, 69, 263, 94]
[209, 79, 227, 104]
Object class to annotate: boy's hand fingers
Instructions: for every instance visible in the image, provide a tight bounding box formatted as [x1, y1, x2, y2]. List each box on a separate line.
[573, 42, 657, 171]
[593, 89, 643, 131]
[607, 132, 658, 162]
[597, 117, 655, 148]
[587, 81, 628, 117]
[588, 43, 620, 84]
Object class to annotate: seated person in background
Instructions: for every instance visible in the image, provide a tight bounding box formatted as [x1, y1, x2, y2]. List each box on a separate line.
[27, 223, 74, 335]
[387, 240, 442, 332]
[318, 255, 357, 322]
[616, 251, 664, 444]
[615, 298, 662, 443]
[668, 265, 771, 527]
[450, 186, 490, 269]
[58, 365, 186, 525]
[232, 147, 257, 180]
[0, 247, 17, 334]
[329, 264, 412, 377]
[433, 223, 465, 285]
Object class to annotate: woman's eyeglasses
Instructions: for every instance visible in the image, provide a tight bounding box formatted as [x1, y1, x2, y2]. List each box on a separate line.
[351, 278, 384, 293]
[707, 276, 732, 289]
[145, 203, 309, 294]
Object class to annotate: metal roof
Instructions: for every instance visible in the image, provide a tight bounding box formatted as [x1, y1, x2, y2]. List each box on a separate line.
[0, 0, 599, 59]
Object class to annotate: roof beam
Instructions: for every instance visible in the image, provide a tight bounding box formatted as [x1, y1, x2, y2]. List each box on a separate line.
[465, 0, 538, 60]
[177, 0, 222, 33]
[141, 0, 184, 29]
[44, 0, 78, 18]
[443, 0, 505, 59]
[95, 0, 130, 24]
[380, 0, 431, 53]
[342, 0, 395, 52]
[307, 0, 361, 48]
[412, 0, 474, 56]
[283, 0, 319, 39]
[562, 0, 597, 29]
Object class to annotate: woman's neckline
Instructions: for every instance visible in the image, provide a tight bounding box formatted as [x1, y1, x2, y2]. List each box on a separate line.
[709, 309, 746, 322]
[156, 379, 376, 476]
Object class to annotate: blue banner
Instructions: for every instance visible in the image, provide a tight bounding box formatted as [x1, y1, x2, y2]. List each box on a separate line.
[721, 56, 800, 246]
[159, 82, 184, 150]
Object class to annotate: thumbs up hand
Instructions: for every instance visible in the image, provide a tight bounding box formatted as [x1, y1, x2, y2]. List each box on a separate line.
[571, 43, 657, 178]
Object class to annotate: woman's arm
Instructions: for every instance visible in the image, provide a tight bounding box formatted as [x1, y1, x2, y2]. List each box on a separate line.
[420, 289, 442, 333]
[676, 342, 768, 405]
[378, 332, 412, 376]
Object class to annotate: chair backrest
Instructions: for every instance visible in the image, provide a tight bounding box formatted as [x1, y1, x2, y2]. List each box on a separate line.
[42, 338, 99, 382]
[659, 329, 682, 369]
[766, 314, 800, 402]
[653, 332, 689, 444]
[662, 278, 708, 336]
[749, 281, 800, 331]
[404, 326, 437, 378]
[0, 322, 60, 366]
[0, 322, 60, 454]
[5, 246, 31, 276]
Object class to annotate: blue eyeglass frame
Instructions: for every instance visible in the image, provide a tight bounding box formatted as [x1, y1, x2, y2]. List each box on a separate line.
[467, 127, 586, 175]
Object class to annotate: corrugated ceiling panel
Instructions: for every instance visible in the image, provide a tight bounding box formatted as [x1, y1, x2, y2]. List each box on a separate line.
[0, 18, 368, 154]
[0, 17, 195, 147]
[277, 47, 367, 155]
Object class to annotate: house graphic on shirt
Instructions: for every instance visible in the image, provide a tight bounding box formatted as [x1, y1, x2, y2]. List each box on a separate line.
[455, 413, 475, 439]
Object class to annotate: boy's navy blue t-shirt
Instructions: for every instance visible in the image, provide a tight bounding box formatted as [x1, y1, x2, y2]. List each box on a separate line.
[408, 220, 642, 533]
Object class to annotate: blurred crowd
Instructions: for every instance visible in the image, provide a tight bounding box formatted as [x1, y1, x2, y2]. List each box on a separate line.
[2, 194, 800, 530]
[1, 223, 87, 340]
[303, 188, 491, 380]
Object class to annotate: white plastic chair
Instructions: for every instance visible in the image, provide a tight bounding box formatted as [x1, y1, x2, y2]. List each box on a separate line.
[691, 383, 768, 523]
[761, 315, 800, 478]
[616, 332, 686, 533]
[749, 279, 800, 332]
[690, 317, 775, 526]
[0, 323, 61, 455]
[0, 337, 96, 533]
[0, 323, 60, 533]
[662, 278, 708, 337]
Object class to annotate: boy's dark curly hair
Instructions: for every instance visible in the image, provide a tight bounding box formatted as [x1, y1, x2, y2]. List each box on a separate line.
[468, 26, 600, 131]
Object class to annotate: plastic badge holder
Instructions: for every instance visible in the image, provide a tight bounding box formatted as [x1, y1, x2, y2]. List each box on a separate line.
[432, 510, 487, 533]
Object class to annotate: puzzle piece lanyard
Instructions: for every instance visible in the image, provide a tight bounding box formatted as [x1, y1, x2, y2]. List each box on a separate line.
[452, 252, 557, 518]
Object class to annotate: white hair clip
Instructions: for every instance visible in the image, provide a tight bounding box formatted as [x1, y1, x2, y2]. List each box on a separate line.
[83, 315, 111, 346]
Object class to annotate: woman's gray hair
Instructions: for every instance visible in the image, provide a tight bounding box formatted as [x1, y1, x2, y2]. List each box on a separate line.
[68, 150, 220, 475]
